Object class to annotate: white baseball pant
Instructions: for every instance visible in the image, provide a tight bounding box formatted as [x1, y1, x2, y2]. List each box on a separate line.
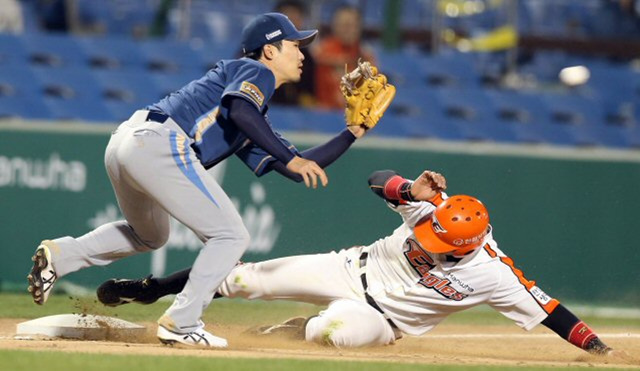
[217, 246, 398, 347]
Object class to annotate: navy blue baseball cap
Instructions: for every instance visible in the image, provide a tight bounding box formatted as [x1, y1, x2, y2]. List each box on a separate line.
[241, 12, 318, 54]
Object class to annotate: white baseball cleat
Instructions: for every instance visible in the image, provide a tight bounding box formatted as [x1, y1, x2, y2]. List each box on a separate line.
[27, 241, 58, 305]
[157, 325, 228, 348]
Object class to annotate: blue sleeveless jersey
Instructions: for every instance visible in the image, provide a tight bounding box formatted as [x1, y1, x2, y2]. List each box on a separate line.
[147, 58, 299, 175]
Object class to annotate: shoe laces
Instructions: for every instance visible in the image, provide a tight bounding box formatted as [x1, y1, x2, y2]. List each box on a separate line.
[141, 274, 153, 287]
[183, 331, 210, 346]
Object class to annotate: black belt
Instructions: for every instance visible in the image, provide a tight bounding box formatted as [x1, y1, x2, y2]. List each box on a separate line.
[359, 252, 398, 330]
[145, 110, 171, 124]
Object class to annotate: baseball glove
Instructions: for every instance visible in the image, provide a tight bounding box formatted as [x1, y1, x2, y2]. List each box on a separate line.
[340, 60, 396, 129]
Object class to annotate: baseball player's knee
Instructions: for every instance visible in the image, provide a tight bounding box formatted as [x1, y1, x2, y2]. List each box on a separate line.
[304, 299, 395, 348]
[137, 227, 169, 250]
[305, 314, 344, 346]
[236, 225, 251, 247]
[122, 215, 170, 250]
[222, 224, 251, 251]
[200, 224, 250, 255]
[110, 221, 168, 251]
[305, 314, 368, 348]
[223, 224, 251, 247]
[217, 262, 265, 298]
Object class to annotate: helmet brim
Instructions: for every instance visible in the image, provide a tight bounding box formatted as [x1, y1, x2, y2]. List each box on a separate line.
[414, 216, 459, 254]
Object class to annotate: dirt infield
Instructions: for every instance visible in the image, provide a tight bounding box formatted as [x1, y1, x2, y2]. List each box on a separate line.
[0, 318, 638, 368]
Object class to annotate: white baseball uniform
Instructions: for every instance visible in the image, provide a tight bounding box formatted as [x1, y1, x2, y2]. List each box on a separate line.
[217, 197, 559, 347]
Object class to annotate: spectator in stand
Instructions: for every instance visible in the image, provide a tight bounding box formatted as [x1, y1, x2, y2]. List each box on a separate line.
[313, 5, 376, 110]
[270, 0, 317, 108]
[35, 0, 103, 34]
[0, 0, 24, 33]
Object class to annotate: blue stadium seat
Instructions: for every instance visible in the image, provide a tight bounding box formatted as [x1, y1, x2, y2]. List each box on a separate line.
[76, 36, 146, 70]
[196, 41, 238, 65]
[0, 65, 52, 119]
[92, 69, 164, 122]
[0, 93, 53, 120]
[264, 106, 302, 132]
[148, 70, 202, 99]
[30, 66, 114, 122]
[420, 52, 480, 88]
[139, 39, 209, 73]
[486, 90, 547, 143]
[268, 106, 345, 134]
[0, 65, 42, 97]
[92, 69, 162, 103]
[593, 122, 640, 149]
[374, 111, 465, 141]
[167, 1, 265, 45]
[517, 50, 571, 82]
[585, 61, 639, 127]
[389, 85, 438, 118]
[535, 92, 602, 146]
[360, 0, 430, 29]
[21, 33, 88, 67]
[79, 0, 155, 37]
[386, 85, 468, 140]
[434, 87, 507, 142]
[0, 33, 28, 66]
[376, 50, 424, 87]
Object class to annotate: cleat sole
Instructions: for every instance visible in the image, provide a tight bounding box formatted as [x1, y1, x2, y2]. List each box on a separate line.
[158, 338, 177, 346]
[27, 246, 53, 306]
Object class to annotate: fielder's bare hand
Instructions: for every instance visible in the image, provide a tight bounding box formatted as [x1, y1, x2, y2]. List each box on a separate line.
[410, 170, 446, 201]
[286, 156, 329, 188]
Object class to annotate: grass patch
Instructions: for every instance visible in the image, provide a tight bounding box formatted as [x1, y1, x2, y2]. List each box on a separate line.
[0, 349, 624, 371]
[0, 293, 322, 325]
[2, 293, 639, 329]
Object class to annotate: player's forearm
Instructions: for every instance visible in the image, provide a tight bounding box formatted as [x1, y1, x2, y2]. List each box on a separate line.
[300, 129, 356, 167]
[542, 303, 613, 355]
[266, 161, 304, 182]
[226, 97, 295, 165]
[368, 170, 416, 204]
[265, 129, 356, 182]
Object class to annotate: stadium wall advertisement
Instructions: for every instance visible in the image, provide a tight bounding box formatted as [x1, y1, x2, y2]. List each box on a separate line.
[1, 125, 638, 306]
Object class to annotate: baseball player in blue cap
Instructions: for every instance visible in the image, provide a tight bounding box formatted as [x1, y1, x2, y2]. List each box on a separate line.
[27, 12, 375, 348]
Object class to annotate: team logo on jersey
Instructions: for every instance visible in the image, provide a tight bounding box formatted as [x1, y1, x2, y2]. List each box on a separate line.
[403, 238, 468, 301]
[403, 238, 435, 276]
[418, 273, 468, 301]
[240, 81, 265, 106]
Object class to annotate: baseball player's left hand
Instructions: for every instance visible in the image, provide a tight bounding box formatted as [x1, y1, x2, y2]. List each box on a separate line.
[410, 170, 446, 201]
[286, 156, 329, 188]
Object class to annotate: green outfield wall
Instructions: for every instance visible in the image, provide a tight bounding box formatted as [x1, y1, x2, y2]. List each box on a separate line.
[1, 124, 638, 306]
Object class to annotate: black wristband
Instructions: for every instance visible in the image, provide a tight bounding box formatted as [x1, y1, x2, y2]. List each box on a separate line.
[399, 182, 416, 202]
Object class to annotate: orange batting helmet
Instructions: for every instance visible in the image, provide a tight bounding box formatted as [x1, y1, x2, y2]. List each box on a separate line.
[414, 195, 490, 255]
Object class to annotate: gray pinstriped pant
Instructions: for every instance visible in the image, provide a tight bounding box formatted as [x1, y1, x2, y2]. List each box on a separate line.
[50, 111, 249, 333]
